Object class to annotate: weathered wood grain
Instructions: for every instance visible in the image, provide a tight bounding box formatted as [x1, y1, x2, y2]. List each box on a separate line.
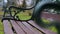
[3, 20, 14, 34]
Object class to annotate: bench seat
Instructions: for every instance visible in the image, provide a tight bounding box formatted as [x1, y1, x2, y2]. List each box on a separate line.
[3, 20, 57, 34]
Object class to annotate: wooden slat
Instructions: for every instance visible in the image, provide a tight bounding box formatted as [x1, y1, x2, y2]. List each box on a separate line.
[21, 21, 42, 34]
[3, 20, 14, 34]
[16, 21, 34, 34]
[28, 20, 57, 34]
[10, 20, 25, 34]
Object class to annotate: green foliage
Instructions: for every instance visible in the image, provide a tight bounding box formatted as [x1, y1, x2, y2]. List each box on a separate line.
[16, 11, 31, 20]
[42, 18, 57, 32]
[48, 26, 57, 32]
[0, 20, 4, 34]
[42, 18, 50, 24]
[0, 31, 4, 34]
[10, 8, 32, 20]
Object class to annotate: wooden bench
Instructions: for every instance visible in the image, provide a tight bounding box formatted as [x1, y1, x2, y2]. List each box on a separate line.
[2, 0, 60, 34]
[2, 19, 57, 34]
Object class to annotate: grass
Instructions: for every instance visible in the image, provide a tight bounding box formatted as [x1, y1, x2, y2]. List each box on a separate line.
[0, 12, 4, 15]
[11, 9, 32, 20]
[42, 18, 50, 24]
[16, 11, 32, 20]
[42, 18, 57, 32]
[48, 26, 57, 32]
[0, 20, 4, 34]
[0, 8, 4, 34]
